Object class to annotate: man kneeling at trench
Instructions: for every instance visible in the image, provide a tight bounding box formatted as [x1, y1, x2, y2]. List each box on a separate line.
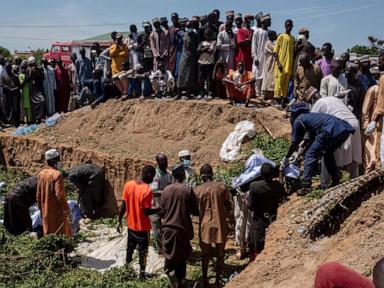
[66, 163, 106, 220]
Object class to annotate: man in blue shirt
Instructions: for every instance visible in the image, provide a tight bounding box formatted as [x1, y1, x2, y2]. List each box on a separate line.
[282, 110, 355, 195]
[76, 47, 93, 89]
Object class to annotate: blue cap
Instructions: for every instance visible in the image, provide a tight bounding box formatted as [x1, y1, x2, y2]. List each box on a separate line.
[289, 102, 310, 113]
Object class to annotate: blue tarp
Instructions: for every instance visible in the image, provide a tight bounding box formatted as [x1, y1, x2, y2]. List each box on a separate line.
[30, 200, 82, 235]
[231, 153, 276, 188]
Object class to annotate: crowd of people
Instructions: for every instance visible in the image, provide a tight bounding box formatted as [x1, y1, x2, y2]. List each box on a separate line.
[2, 7, 384, 288]
[0, 9, 383, 130]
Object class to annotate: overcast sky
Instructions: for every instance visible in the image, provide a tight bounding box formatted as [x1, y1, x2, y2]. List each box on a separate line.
[0, 0, 383, 53]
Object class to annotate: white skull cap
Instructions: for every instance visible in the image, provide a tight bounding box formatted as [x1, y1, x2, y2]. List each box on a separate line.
[44, 149, 60, 161]
[178, 150, 191, 157]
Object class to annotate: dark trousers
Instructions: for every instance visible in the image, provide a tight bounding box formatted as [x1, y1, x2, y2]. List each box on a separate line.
[198, 64, 214, 96]
[3, 89, 20, 126]
[79, 172, 105, 217]
[200, 242, 225, 283]
[248, 217, 269, 254]
[165, 258, 187, 281]
[126, 229, 149, 272]
[93, 78, 121, 105]
[128, 79, 152, 97]
[303, 131, 351, 186]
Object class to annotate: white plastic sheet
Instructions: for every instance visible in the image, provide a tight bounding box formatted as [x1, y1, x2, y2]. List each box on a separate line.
[220, 121, 256, 161]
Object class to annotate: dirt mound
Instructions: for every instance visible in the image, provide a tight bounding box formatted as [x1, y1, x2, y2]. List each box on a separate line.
[36, 99, 290, 167]
[226, 191, 384, 288]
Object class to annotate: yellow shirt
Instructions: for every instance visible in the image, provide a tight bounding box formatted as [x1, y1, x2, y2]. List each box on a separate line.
[273, 33, 295, 75]
[109, 44, 129, 76]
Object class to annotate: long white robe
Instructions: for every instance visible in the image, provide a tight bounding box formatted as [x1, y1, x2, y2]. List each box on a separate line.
[311, 96, 362, 166]
[216, 30, 236, 70]
[251, 28, 268, 79]
[320, 74, 348, 105]
[43, 66, 56, 116]
[126, 32, 140, 69]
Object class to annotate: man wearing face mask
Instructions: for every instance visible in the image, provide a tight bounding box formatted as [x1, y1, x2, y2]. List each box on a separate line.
[178, 150, 197, 187]
[37, 149, 72, 237]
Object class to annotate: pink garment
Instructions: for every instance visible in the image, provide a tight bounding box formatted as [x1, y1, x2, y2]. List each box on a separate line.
[316, 57, 332, 77]
[314, 262, 374, 288]
[235, 28, 253, 71]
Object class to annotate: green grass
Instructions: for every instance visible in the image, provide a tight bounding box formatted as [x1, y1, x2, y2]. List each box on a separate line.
[215, 133, 290, 187]
[91, 216, 118, 230]
[306, 188, 326, 200]
[0, 225, 170, 288]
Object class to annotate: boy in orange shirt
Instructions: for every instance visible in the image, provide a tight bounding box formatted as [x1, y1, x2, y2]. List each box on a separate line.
[117, 165, 159, 278]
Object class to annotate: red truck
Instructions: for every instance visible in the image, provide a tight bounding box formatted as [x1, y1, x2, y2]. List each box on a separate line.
[43, 40, 113, 66]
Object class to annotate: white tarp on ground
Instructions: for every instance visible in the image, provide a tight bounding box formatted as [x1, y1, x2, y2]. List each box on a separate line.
[76, 226, 164, 273]
[220, 121, 256, 161]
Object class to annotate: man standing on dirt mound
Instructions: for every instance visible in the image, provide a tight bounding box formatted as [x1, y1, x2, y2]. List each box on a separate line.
[37, 149, 72, 237]
[281, 107, 355, 196]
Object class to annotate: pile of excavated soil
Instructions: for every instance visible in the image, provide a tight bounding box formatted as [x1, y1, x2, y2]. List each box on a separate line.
[36, 99, 290, 167]
[226, 191, 384, 288]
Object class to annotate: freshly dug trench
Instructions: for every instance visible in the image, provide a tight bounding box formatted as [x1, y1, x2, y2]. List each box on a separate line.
[0, 135, 147, 215]
[301, 169, 384, 239]
[226, 183, 384, 288]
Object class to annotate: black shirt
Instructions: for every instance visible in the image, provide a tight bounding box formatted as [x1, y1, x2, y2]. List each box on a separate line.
[247, 179, 285, 219]
[6, 176, 37, 207]
[68, 164, 103, 191]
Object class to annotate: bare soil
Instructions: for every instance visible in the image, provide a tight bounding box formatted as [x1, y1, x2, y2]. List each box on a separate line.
[226, 191, 384, 288]
[3, 99, 384, 287]
[36, 99, 290, 167]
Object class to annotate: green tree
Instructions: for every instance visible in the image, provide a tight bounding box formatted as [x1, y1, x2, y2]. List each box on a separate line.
[348, 45, 378, 55]
[0, 46, 11, 58]
[33, 48, 46, 63]
[348, 36, 383, 56]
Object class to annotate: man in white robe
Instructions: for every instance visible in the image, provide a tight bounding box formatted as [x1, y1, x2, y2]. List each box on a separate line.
[126, 25, 140, 69]
[320, 59, 348, 105]
[311, 94, 362, 188]
[251, 14, 270, 98]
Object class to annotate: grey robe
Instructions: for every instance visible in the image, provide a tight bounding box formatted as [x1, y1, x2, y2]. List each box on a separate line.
[177, 31, 198, 89]
[150, 29, 170, 71]
[43, 66, 56, 116]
